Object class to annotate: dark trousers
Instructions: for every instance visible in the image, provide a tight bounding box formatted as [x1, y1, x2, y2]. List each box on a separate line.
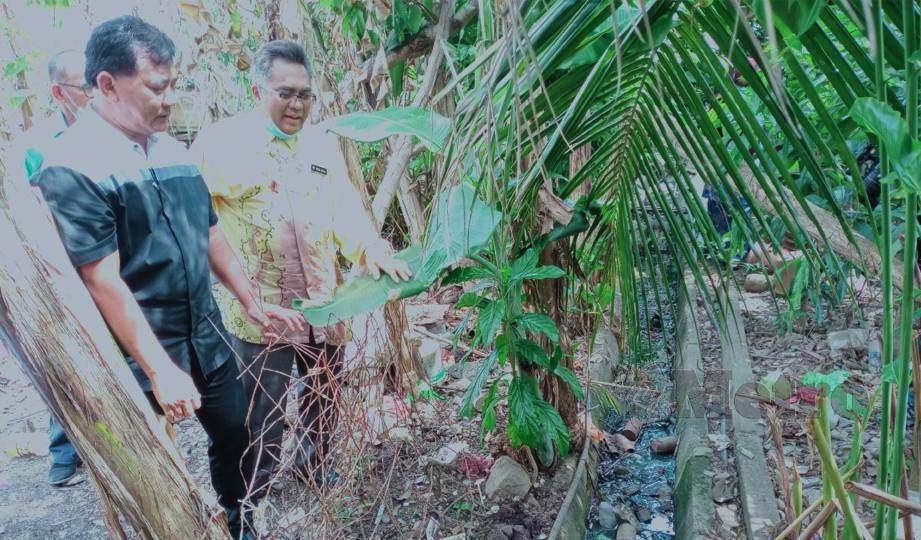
[231, 335, 342, 492]
[142, 351, 252, 538]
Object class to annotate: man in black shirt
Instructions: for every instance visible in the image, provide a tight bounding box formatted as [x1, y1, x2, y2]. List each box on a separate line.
[33, 17, 304, 538]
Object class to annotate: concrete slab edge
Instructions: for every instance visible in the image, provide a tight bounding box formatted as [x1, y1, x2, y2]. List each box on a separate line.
[719, 287, 782, 539]
[547, 328, 619, 540]
[674, 273, 718, 539]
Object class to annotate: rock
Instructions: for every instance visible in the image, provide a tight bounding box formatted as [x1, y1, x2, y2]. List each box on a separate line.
[419, 338, 445, 380]
[598, 501, 618, 529]
[615, 523, 637, 540]
[486, 526, 511, 540]
[474, 392, 488, 412]
[439, 535, 467, 540]
[484, 456, 531, 501]
[650, 436, 677, 455]
[525, 494, 540, 511]
[739, 295, 773, 316]
[716, 505, 739, 529]
[427, 441, 469, 467]
[388, 427, 414, 442]
[827, 328, 869, 353]
[406, 303, 449, 326]
[447, 359, 483, 380]
[635, 507, 651, 523]
[416, 401, 438, 422]
[510, 525, 529, 540]
[743, 273, 769, 293]
[712, 476, 734, 503]
[648, 515, 671, 533]
[614, 504, 639, 528]
[605, 433, 636, 453]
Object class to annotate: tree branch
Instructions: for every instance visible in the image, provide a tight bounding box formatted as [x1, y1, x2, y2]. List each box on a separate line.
[356, 2, 478, 85]
[370, 0, 456, 228]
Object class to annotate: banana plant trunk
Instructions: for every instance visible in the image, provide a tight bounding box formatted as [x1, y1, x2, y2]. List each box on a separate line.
[0, 178, 229, 540]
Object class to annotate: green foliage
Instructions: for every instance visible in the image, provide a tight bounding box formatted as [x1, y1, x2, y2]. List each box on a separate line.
[293, 184, 500, 325]
[387, 0, 430, 46]
[802, 370, 849, 393]
[507, 374, 569, 462]
[323, 106, 451, 152]
[451, 246, 579, 462]
[752, 0, 825, 36]
[850, 98, 921, 192]
[4, 55, 31, 80]
[320, 0, 372, 45]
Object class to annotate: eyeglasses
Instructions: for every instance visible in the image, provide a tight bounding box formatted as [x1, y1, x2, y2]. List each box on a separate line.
[58, 82, 93, 97]
[271, 87, 316, 105]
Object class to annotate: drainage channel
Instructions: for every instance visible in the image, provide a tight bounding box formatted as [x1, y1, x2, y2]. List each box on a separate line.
[586, 265, 679, 540]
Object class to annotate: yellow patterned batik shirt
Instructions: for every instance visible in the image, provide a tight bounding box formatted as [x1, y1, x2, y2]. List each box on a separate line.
[193, 111, 386, 345]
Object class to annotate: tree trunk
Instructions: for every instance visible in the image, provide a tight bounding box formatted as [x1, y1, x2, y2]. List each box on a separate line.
[534, 242, 579, 430]
[370, 0, 454, 225]
[0, 176, 229, 539]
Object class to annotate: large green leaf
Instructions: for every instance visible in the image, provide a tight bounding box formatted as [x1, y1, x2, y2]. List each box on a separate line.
[322, 106, 451, 152]
[752, 0, 825, 36]
[516, 313, 560, 343]
[850, 98, 921, 191]
[507, 374, 570, 457]
[294, 184, 501, 325]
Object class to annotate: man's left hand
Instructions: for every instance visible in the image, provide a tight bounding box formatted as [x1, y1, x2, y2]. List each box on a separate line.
[366, 252, 412, 282]
[245, 303, 306, 336]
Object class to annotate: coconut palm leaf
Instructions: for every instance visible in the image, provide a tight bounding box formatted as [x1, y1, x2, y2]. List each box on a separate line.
[437, 0, 918, 527]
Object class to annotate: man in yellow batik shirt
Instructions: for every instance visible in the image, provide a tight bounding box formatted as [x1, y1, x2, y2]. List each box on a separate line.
[192, 40, 410, 491]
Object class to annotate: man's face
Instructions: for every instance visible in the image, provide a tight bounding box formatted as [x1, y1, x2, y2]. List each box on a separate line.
[261, 59, 313, 135]
[108, 52, 177, 136]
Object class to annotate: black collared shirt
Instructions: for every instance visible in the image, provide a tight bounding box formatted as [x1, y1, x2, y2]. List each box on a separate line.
[34, 107, 231, 389]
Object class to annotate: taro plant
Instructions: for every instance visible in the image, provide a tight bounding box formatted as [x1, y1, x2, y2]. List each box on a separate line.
[442, 246, 584, 466]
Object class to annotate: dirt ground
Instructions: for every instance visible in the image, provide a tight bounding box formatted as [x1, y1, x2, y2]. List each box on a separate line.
[0, 348, 215, 540]
[0, 295, 583, 540]
[729, 266, 897, 527]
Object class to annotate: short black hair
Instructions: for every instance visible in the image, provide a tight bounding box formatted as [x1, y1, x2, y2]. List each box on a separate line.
[84, 16, 176, 88]
[252, 40, 313, 87]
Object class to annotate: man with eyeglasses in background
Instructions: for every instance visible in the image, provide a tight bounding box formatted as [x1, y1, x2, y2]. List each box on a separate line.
[192, 40, 410, 493]
[23, 50, 92, 182]
[17, 49, 92, 487]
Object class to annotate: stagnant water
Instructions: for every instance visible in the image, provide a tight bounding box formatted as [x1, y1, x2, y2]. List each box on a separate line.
[585, 264, 678, 539]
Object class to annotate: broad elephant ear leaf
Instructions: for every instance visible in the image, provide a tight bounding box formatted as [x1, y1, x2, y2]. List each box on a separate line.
[850, 98, 921, 191]
[293, 184, 501, 326]
[321, 106, 451, 152]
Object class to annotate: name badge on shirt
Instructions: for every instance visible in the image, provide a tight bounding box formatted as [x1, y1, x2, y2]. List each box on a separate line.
[311, 164, 328, 175]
